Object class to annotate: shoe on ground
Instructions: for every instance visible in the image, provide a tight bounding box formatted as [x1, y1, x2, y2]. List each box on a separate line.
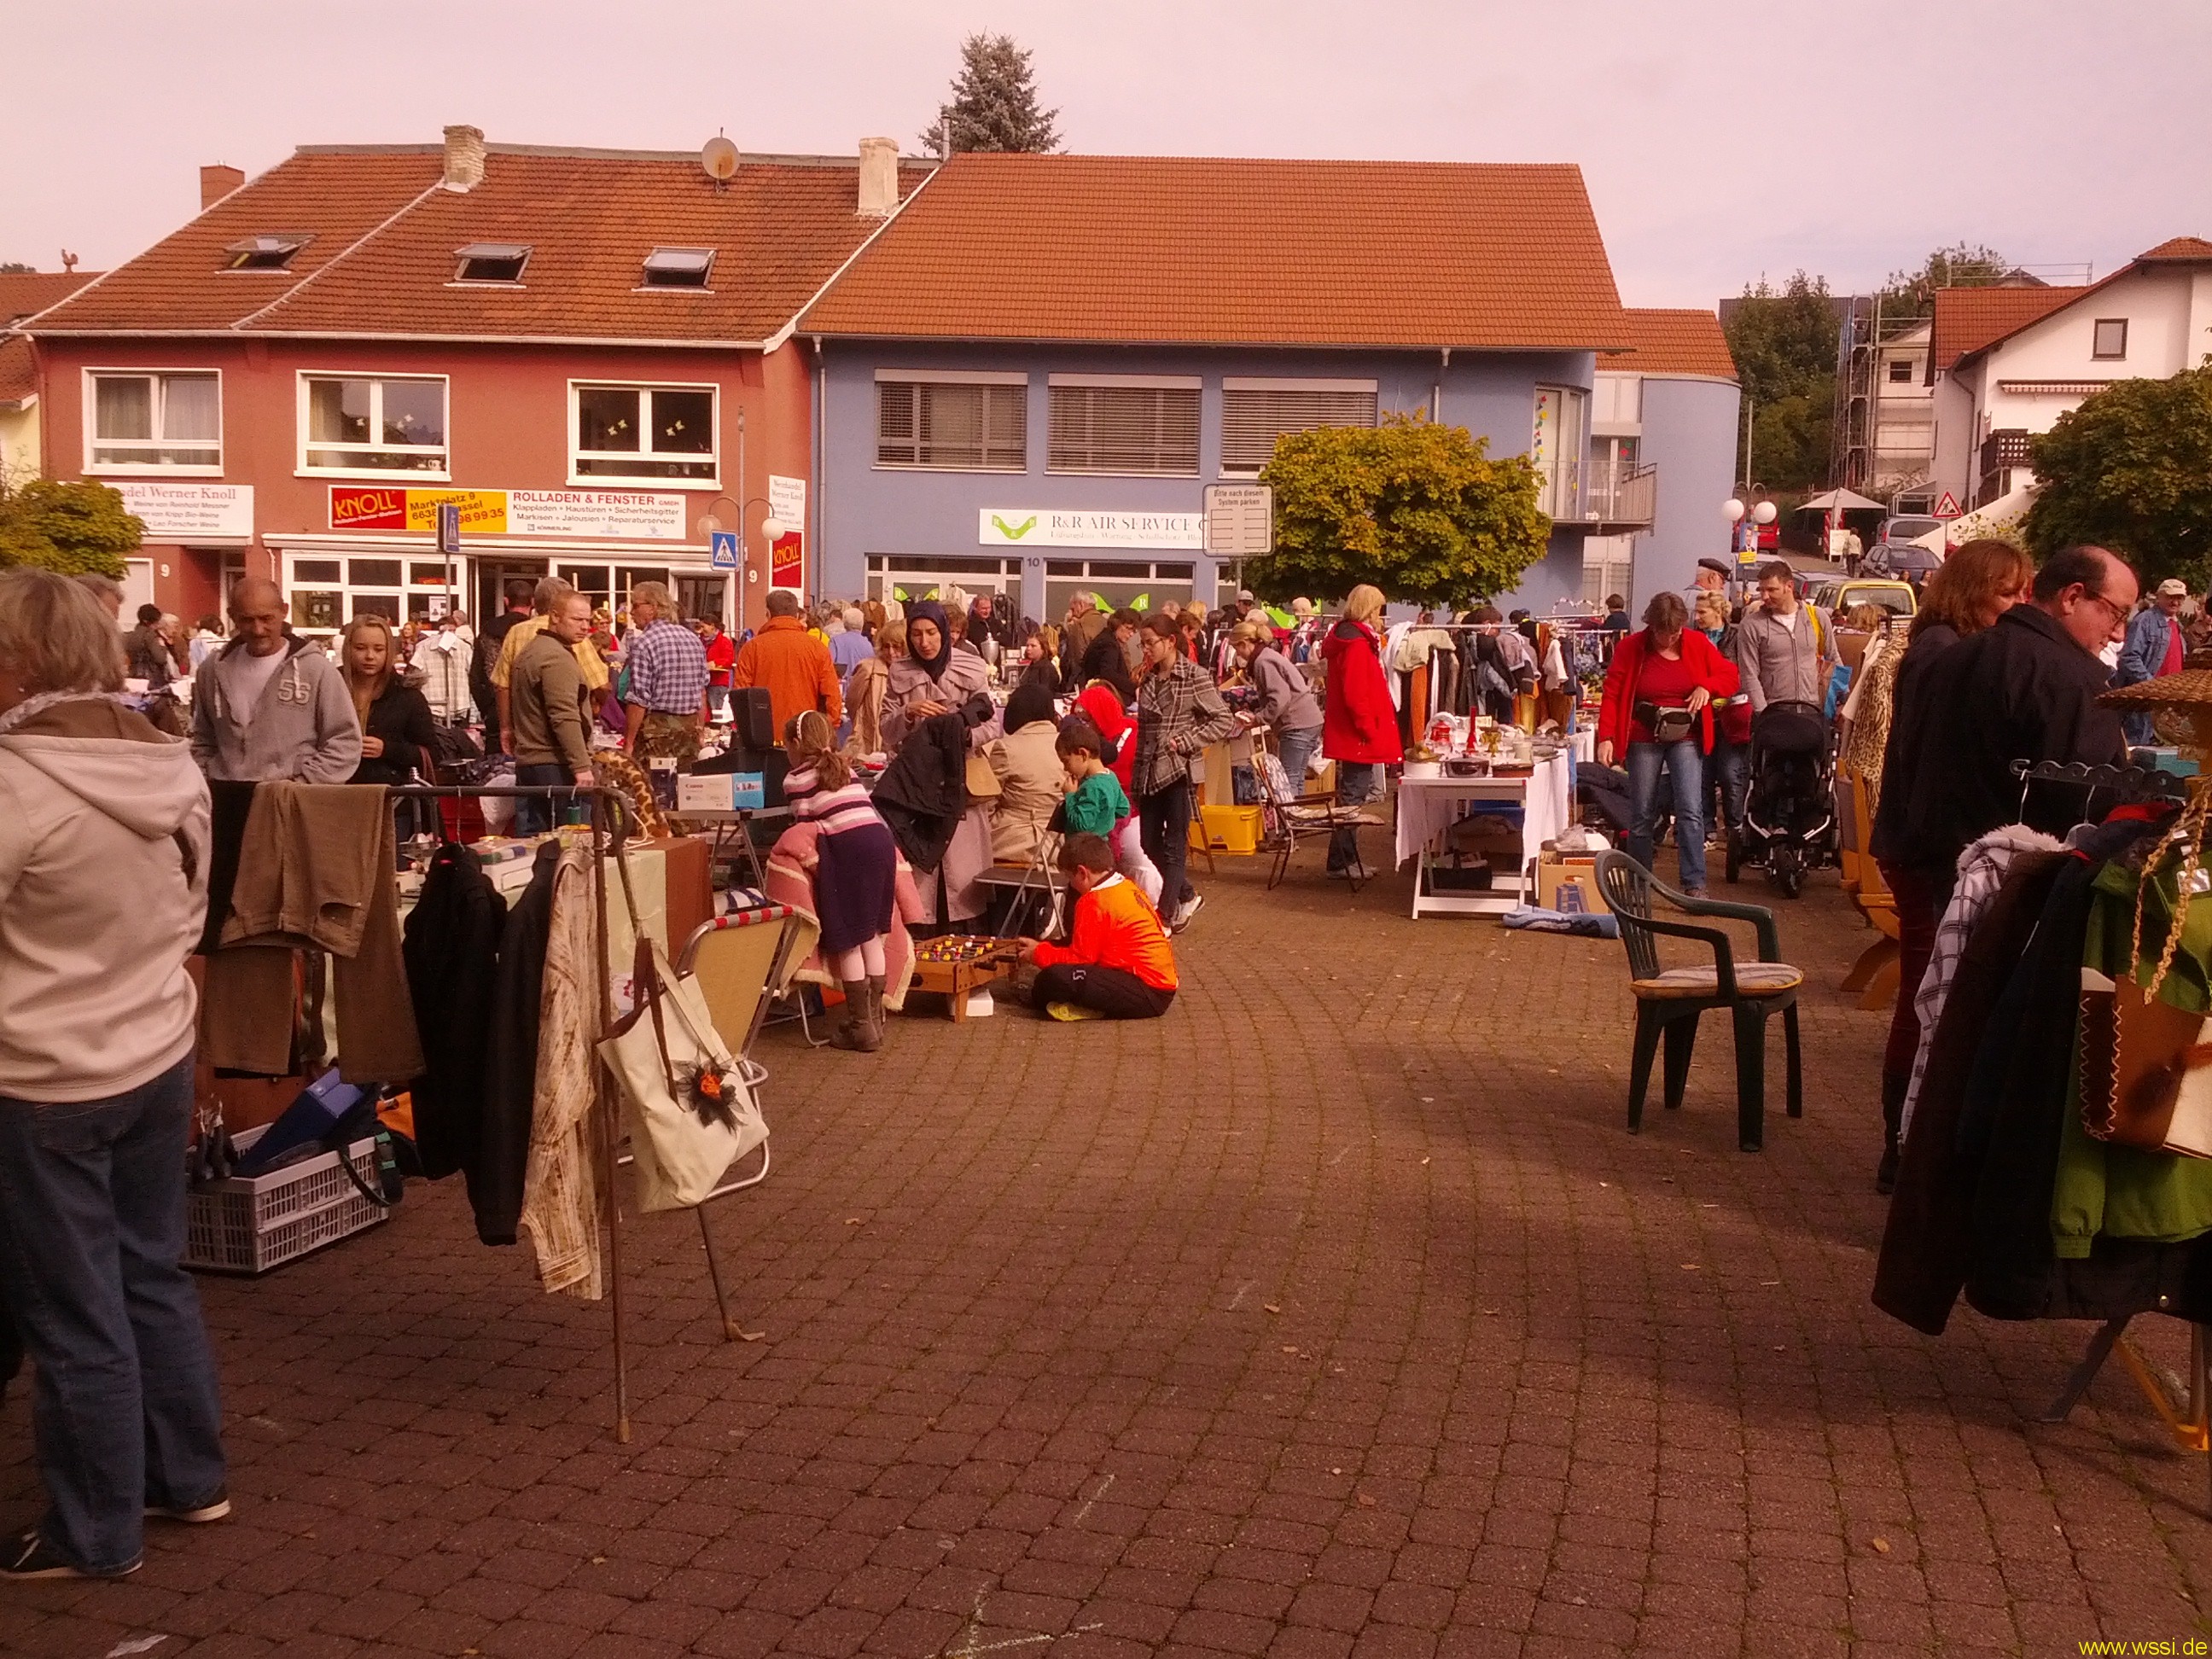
[1171, 893, 1204, 931]
[1680, 886, 1708, 899]
[146, 1489, 230, 1524]
[1046, 1001, 1105, 1022]
[0, 1529, 137, 1580]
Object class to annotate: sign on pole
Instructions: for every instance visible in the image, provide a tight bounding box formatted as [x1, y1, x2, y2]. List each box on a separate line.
[709, 530, 740, 570]
[1204, 483, 1273, 556]
[435, 500, 462, 556]
[1932, 491, 1963, 519]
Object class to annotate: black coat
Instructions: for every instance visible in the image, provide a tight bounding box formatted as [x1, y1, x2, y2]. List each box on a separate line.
[352, 676, 439, 787]
[1079, 629, 1134, 701]
[1881, 606, 2124, 875]
[872, 709, 971, 873]
[474, 841, 559, 1246]
[402, 844, 508, 1185]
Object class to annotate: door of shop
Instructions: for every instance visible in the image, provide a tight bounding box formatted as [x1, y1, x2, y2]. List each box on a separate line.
[475, 559, 549, 631]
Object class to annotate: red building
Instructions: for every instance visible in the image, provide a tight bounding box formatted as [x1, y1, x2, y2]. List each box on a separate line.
[23, 127, 926, 632]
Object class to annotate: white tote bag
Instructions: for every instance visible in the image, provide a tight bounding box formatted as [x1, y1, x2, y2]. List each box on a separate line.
[597, 938, 769, 1211]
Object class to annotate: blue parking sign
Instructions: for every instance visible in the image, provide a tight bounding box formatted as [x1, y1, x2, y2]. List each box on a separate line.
[710, 530, 740, 569]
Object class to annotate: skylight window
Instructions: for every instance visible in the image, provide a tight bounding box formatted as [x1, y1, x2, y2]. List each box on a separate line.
[454, 242, 531, 283]
[640, 247, 714, 289]
[224, 235, 309, 272]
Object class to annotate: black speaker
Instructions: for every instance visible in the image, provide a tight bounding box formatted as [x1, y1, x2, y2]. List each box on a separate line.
[730, 687, 775, 751]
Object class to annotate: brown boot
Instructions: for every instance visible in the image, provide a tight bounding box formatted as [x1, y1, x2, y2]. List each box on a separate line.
[830, 980, 881, 1052]
[867, 975, 888, 1041]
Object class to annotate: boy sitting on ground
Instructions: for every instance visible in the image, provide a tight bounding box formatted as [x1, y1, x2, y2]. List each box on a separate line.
[1016, 833, 1178, 1022]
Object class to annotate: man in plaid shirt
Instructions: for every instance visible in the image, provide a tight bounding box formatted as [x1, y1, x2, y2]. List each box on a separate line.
[621, 582, 711, 768]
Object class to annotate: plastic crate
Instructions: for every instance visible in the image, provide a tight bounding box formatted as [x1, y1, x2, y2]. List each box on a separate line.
[1190, 804, 1264, 856]
[185, 1124, 387, 1275]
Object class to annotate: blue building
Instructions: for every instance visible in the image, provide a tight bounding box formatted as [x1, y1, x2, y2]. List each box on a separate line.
[797, 152, 1655, 620]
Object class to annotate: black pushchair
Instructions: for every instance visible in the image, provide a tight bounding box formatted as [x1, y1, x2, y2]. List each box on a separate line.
[1726, 700, 1834, 898]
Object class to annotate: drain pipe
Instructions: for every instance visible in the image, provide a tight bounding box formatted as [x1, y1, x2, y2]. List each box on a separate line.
[1435, 346, 1450, 423]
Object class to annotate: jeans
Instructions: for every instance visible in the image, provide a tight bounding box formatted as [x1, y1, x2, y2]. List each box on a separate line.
[1330, 760, 1383, 870]
[1138, 778, 1195, 911]
[0, 1057, 226, 1574]
[1275, 726, 1321, 799]
[1033, 963, 1175, 1019]
[513, 760, 574, 835]
[1626, 739, 1706, 890]
[1708, 737, 1747, 839]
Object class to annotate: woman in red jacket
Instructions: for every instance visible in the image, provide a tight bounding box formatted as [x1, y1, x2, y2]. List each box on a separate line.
[1320, 584, 1400, 875]
[1595, 591, 1740, 895]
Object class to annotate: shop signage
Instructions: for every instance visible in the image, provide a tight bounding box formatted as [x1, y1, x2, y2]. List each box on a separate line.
[114, 481, 253, 540]
[978, 509, 1204, 550]
[768, 474, 806, 590]
[327, 486, 688, 540]
[1203, 484, 1273, 556]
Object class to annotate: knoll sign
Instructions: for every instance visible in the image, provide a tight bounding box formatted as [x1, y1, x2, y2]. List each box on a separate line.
[329, 486, 687, 541]
[978, 508, 1204, 550]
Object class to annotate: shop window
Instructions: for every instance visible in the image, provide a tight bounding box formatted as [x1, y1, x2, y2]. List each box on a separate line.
[640, 247, 713, 289]
[1219, 380, 1377, 475]
[224, 235, 308, 272]
[86, 371, 221, 471]
[454, 242, 530, 283]
[290, 589, 342, 632]
[572, 384, 717, 482]
[301, 375, 448, 474]
[1047, 380, 1199, 476]
[876, 380, 1027, 471]
[293, 559, 342, 584]
[2093, 318, 2128, 359]
[348, 558, 404, 588]
[350, 593, 402, 623]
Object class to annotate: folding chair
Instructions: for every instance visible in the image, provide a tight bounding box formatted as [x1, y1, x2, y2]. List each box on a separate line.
[1254, 731, 1384, 892]
[978, 808, 1066, 939]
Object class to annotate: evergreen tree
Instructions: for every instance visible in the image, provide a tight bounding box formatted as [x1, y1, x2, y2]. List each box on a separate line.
[924, 34, 1060, 155]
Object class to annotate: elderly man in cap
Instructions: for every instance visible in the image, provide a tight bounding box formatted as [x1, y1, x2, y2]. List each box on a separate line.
[2116, 577, 2194, 745]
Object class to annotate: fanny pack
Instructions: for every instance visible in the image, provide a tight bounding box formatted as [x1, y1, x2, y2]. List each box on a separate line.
[1633, 701, 1696, 744]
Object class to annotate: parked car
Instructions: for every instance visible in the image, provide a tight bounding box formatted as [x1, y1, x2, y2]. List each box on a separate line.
[1809, 579, 1917, 617]
[1877, 514, 1947, 555]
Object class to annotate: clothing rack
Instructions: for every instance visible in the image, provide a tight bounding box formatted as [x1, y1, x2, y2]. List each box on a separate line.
[2008, 758, 2192, 809]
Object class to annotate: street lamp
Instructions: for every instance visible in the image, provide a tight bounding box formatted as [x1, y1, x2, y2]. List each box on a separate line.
[1722, 499, 1778, 587]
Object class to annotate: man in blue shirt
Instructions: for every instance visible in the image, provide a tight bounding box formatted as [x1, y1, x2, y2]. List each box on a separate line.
[2116, 578, 2189, 746]
[829, 606, 873, 678]
[622, 582, 711, 767]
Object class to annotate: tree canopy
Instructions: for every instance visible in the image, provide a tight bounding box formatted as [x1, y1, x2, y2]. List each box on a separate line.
[2023, 367, 2212, 585]
[1254, 416, 1551, 608]
[924, 34, 1060, 154]
[0, 478, 140, 576]
[1876, 242, 2013, 320]
[1722, 272, 1837, 492]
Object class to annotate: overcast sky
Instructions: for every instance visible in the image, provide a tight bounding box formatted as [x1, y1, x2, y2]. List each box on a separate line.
[10, 0, 2208, 308]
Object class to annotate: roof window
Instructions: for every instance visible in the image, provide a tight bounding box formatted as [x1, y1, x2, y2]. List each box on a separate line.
[224, 235, 309, 272]
[640, 247, 714, 289]
[454, 242, 531, 283]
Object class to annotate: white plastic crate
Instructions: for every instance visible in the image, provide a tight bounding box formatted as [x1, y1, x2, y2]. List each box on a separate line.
[185, 1123, 387, 1275]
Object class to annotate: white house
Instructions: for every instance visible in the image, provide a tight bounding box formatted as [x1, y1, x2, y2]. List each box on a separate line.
[1929, 237, 2212, 509]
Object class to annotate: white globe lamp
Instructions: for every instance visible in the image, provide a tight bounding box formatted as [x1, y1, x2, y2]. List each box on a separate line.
[1722, 498, 1747, 524]
[760, 517, 789, 543]
[1751, 501, 1778, 527]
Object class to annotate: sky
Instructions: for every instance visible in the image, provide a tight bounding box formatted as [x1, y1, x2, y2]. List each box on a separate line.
[9, 0, 2209, 309]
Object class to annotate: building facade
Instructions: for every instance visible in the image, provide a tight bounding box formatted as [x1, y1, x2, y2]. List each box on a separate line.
[0, 271, 99, 486]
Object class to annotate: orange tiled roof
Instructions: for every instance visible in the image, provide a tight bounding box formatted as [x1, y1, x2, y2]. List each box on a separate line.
[2139, 236, 2212, 262]
[1598, 308, 1736, 380]
[0, 271, 99, 327]
[800, 153, 1628, 350]
[0, 336, 34, 405]
[32, 145, 928, 344]
[1929, 284, 2088, 371]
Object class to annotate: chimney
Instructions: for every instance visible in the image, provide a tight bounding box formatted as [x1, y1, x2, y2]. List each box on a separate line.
[857, 137, 899, 218]
[443, 125, 486, 193]
[200, 165, 244, 211]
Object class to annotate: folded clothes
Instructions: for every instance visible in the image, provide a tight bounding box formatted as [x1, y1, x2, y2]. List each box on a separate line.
[1501, 905, 1617, 939]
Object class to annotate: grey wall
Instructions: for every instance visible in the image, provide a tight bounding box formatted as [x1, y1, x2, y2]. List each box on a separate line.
[812, 339, 1594, 616]
[1630, 375, 1741, 605]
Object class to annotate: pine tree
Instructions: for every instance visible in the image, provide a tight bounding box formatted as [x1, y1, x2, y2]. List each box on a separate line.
[924, 34, 1060, 155]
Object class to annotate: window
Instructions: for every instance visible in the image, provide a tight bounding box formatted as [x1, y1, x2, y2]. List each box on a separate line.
[86, 371, 221, 470]
[640, 247, 713, 289]
[283, 553, 465, 636]
[1888, 358, 1915, 383]
[1530, 385, 1588, 517]
[572, 384, 717, 481]
[1220, 379, 1379, 474]
[1047, 378, 1200, 475]
[300, 375, 448, 474]
[454, 242, 530, 283]
[876, 378, 1027, 470]
[2093, 318, 2128, 360]
[224, 235, 309, 272]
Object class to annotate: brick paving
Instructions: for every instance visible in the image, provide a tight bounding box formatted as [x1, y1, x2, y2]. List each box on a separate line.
[3, 853, 2209, 1657]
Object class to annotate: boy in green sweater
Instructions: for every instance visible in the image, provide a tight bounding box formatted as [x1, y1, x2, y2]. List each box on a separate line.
[1057, 719, 1129, 837]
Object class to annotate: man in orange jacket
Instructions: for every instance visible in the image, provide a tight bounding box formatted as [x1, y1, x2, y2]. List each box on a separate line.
[731, 591, 843, 740]
[1018, 834, 1178, 1021]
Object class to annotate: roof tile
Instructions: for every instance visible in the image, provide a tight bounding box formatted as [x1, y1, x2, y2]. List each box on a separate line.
[1599, 308, 1736, 380]
[0, 271, 99, 327]
[2138, 236, 2212, 262]
[0, 336, 35, 405]
[1929, 284, 2089, 370]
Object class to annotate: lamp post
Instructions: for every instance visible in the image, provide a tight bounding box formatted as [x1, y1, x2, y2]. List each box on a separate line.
[1722, 498, 1778, 591]
[695, 497, 789, 633]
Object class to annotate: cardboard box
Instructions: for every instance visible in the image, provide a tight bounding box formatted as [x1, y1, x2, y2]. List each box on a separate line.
[1536, 851, 1610, 916]
[675, 771, 765, 812]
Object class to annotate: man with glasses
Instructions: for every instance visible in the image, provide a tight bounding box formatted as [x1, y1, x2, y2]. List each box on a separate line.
[1884, 544, 2133, 905]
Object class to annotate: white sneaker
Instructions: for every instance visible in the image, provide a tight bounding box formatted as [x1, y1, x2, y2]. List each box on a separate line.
[1171, 893, 1203, 931]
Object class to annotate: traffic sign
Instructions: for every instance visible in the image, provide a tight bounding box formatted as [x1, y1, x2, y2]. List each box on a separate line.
[709, 530, 740, 569]
[435, 500, 461, 555]
[1932, 491, 1963, 519]
[1204, 483, 1273, 556]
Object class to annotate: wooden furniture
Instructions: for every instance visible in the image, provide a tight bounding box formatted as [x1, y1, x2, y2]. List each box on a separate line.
[1837, 766, 1901, 1010]
[1595, 851, 1804, 1152]
[909, 938, 1020, 1022]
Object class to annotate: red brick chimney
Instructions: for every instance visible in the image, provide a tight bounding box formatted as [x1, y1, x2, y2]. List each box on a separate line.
[201, 165, 245, 211]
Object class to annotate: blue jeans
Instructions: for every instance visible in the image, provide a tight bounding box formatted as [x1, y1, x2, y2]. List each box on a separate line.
[513, 760, 574, 835]
[1275, 727, 1321, 799]
[0, 1057, 226, 1573]
[1627, 739, 1706, 890]
[1330, 760, 1383, 870]
[1708, 737, 1747, 838]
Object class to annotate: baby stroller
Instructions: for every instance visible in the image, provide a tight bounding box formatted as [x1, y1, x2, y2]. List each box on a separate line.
[1726, 700, 1834, 899]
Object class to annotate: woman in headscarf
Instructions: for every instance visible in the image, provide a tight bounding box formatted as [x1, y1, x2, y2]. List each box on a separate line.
[882, 600, 992, 753]
[986, 678, 1065, 869]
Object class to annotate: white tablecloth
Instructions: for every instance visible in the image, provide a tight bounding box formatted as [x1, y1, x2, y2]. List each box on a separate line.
[1394, 753, 1572, 871]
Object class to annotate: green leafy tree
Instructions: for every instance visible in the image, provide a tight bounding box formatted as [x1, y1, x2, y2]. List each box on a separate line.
[0, 478, 141, 575]
[1876, 242, 2013, 319]
[1254, 416, 1550, 607]
[2023, 367, 2212, 585]
[0, 262, 33, 275]
[1722, 271, 1837, 491]
[925, 34, 1060, 154]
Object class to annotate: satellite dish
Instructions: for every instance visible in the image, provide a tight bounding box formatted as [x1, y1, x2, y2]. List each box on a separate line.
[701, 137, 739, 183]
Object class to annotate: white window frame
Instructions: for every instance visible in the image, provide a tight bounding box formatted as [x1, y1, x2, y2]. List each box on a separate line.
[82, 368, 224, 476]
[2092, 318, 2128, 361]
[295, 372, 451, 480]
[874, 370, 1030, 473]
[567, 379, 720, 486]
[1217, 375, 1379, 477]
[1045, 373, 1202, 478]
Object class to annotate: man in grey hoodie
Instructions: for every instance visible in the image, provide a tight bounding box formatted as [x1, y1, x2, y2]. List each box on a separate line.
[1731, 561, 1836, 715]
[189, 578, 361, 783]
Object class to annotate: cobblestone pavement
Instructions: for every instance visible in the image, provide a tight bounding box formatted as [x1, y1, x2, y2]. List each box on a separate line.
[3, 853, 2209, 1658]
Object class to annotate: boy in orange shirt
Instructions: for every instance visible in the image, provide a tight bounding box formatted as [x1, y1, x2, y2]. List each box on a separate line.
[1017, 834, 1178, 1022]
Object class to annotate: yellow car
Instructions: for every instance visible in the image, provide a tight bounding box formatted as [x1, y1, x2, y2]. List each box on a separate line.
[1809, 579, 1916, 618]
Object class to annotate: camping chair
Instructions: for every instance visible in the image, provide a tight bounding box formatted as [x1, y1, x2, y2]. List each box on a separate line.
[1593, 850, 1803, 1152]
[1255, 731, 1384, 892]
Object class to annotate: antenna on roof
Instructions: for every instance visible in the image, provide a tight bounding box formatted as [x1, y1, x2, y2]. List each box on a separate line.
[701, 133, 739, 190]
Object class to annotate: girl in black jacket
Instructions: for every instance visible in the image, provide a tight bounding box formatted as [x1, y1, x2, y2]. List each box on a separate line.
[339, 615, 439, 787]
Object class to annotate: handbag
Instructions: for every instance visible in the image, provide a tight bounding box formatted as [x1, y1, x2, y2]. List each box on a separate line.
[597, 934, 769, 1209]
[2079, 967, 2212, 1159]
[1633, 701, 1696, 744]
[964, 750, 1003, 799]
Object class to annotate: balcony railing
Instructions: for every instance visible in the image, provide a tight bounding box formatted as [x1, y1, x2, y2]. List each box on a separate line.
[1580, 461, 1656, 527]
[1980, 429, 2032, 476]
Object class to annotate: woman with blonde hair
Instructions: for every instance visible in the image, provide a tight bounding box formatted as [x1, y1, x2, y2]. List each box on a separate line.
[1319, 585, 1399, 875]
[784, 709, 899, 1051]
[843, 620, 903, 759]
[338, 614, 437, 789]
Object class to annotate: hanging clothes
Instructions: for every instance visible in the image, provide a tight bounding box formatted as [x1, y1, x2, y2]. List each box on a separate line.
[522, 842, 602, 1298]
[476, 841, 561, 1246]
[403, 843, 508, 1182]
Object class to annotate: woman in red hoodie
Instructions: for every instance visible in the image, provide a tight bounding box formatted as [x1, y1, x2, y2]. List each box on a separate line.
[1320, 584, 1400, 875]
[1595, 591, 1740, 894]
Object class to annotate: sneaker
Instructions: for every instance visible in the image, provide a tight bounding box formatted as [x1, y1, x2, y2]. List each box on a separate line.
[1171, 893, 1204, 931]
[0, 1529, 137, 1580]
[1045, 1001, 1105, 1022]
[146, 1489, 230, 1524]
